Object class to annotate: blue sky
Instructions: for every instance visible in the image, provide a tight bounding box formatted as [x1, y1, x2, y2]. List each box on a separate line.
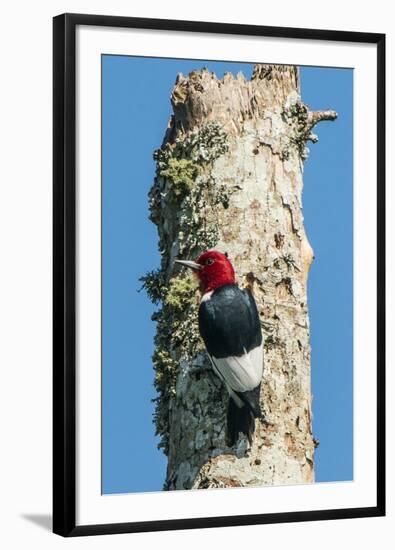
[101, 56, 353, 494]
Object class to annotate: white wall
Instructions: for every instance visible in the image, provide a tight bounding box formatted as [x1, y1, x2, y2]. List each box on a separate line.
[0, 1, 392, 548]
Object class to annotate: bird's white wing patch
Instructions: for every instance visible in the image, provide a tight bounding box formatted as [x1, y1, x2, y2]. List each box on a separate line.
[207, 354, 244, 408]
[211, 344, 263, 393]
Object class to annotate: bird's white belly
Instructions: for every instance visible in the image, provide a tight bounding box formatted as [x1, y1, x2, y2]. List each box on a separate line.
[201, 290, 214, 302]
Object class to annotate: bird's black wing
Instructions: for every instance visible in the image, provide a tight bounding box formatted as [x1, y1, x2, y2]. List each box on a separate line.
[198, 284, 262, 358]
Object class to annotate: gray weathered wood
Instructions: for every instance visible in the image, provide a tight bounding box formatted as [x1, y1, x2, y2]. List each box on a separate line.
[143, 65, 336, 490]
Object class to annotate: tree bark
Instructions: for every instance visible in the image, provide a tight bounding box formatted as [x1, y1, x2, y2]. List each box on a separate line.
[143, 65, 336, 490]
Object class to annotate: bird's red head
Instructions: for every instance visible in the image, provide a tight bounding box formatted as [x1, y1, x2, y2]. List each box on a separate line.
[175, 250, 235, 293]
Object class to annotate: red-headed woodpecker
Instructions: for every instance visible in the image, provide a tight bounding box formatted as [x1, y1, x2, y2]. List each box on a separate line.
[175, 250, 263, 447]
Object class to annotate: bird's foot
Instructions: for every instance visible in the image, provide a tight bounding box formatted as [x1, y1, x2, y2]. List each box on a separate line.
[259, 411, 269, 425]
[189, 364, 213, 377]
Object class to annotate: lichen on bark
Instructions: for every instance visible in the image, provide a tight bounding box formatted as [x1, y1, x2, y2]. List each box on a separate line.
[141, 120, 235, 454]
[142, 65, 336, 489]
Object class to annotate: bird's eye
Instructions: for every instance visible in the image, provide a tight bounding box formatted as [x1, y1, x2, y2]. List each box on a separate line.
[205, 258, 214, 266]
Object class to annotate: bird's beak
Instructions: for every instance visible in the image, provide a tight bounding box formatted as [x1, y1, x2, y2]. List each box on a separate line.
[174, 259, 201, 271]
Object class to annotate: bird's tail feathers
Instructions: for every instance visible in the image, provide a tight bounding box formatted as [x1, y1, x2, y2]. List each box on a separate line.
[238, 384, 262, 418]
[226, 397, 255, 447]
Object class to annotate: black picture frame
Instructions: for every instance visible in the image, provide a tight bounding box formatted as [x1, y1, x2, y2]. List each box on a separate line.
[53, 13, 386, 537]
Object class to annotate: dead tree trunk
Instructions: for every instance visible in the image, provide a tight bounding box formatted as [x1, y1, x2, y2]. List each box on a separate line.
[142, 65, 336, 490]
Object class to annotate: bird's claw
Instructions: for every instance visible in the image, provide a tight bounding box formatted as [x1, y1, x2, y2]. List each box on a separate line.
[259, 412, 269, 425]
[189, 364, 213, 376]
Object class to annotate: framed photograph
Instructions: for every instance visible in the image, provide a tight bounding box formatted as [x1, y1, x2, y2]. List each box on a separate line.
[53, 13, 385, 537]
